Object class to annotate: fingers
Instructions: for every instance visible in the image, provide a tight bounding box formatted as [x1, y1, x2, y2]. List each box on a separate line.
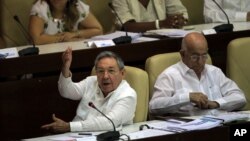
[166, 14, 187, 28]
[190, 92, 209, 109]
[41, 123, 54, 129]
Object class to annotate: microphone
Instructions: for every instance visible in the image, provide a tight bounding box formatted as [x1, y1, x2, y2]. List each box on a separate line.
[108, 2, 132, 45]
[88, 102, 120, 141]
[13, 15, 39, 56]
[212, 0, 234, 33]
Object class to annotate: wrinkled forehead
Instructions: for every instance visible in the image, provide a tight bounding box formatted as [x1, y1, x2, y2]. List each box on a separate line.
[96, 57, 119, 68]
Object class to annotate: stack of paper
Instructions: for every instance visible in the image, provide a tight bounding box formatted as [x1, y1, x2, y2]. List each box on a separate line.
[145, 29, 194, 37]
[91, 31, 141, 40]
[145, 117, 222, 133]
[0, 47, 19, 59]
[205, 112, 250, 123]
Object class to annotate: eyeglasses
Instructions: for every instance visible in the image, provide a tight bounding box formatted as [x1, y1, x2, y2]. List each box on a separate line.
[96, 68, 119, 76]
[190, 54, 208, 62]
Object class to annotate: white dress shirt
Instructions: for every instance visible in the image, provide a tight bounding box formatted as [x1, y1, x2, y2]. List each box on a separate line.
[204, 0, 250, 23]
[149, 61, 246, 116]
[112, 0, 188, 24]
[58, 73, 137, 132]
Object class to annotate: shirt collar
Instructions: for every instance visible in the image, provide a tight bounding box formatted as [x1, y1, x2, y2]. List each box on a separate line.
[179, 60, 207, 76]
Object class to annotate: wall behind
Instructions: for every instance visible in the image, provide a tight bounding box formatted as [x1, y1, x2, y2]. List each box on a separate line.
[181, 0, 204, 25]
[0, 0, 34, 47]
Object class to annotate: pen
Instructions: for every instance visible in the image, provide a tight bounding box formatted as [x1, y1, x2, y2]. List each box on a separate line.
[78, 132, 92, 135]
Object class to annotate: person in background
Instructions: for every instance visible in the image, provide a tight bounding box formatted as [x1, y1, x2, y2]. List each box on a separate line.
[41, 49, 137, 133]
[112, 0, 188, 32]
[0, 36, 6, 49]
[29, 0, 103, 45]
[204, 0, 250, 23]
[149, 32, 246, 116]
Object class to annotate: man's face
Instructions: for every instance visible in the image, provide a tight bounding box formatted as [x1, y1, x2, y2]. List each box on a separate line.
[182, 47, 208, 74]
[96, 57, 124, 96]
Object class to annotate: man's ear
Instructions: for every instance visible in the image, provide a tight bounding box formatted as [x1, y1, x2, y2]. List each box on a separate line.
[180, 50, 185, 58]
[121, 68, 125, 78]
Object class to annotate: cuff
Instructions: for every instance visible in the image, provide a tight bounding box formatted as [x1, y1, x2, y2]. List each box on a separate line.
[214, 98, 226, 109]
[179, 91, 190, 103]
[155, 19, 160, 29]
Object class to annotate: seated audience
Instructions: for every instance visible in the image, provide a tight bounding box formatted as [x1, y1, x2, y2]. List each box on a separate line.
[41, 48, 137, 133]
[112, 0, 188, 32]
[149, 32, 246, 116]
[29, 0, 103, 45]
[204, 0, 250, 23]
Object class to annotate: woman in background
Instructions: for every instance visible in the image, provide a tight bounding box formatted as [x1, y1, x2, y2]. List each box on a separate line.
[29, 0, 103, 45]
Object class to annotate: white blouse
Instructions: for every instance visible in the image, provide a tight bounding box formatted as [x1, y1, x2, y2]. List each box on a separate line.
[30, 0, 89, 34]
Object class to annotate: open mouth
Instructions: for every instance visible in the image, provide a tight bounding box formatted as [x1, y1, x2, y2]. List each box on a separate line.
[103, 82, 111, 86]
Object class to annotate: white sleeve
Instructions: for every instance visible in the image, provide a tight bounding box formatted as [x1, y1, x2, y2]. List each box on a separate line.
[149, 72, 190, 115]
[204, 0, 247, 23]
[112, 0, 136, 23]
[70, 95, 136, 131]
[30, 0, 49, 22]
[58, 72, 85, 100]
[77, 0, 90, 22]
[213, 69, 246, 111]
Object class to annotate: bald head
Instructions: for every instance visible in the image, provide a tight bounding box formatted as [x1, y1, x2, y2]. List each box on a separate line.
[181, 32, 208, 52]
[180, 32, 209, 79]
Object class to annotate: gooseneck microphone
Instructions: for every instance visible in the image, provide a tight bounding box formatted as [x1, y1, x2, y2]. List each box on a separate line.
[88, 102, 120, 141]
[108, 2, 132, 45]
[212, 0, 234, 33]
[13, 15, 39, 56]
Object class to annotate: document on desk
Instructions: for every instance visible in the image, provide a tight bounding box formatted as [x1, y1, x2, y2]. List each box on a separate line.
[90, 31, 141, 40]
[125, 129, 172, 140]
[48, 133, 96, 141]
[0, 47, 19, 59]
[204, 111, 250, 123]
[171, 116, 223, 131]
[145, 28, 195, 37]
[146, 118, 222, 133]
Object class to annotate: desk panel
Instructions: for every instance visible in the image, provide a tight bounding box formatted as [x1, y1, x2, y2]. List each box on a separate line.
[1, 29, 250, 78]
[134, 126, 229, 141]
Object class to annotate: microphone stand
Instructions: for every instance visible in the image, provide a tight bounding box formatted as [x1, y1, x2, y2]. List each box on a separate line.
[212, 0, 234, 32]
[13, 15, 39, 56]
[88, 102, 120, 141]
[108, 3, 132, 45]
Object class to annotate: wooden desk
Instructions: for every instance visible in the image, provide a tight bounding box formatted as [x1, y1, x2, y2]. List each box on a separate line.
[1, 23, 250, 140]
[134, 126, 229, 141]
[1, 29, 250, 78]
[23, 120, 230, 141]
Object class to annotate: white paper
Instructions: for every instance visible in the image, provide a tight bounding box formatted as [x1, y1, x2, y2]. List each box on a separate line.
[125, 129, 171, 140]
[87, 40, 115, 48]
[133, 36, 159, 43]
[91, 31, 141, 40]
[146, 29, 193, 37]
[48, 135, 96, 141]
[205, 112, 250, 123]
[0, 47, 19, 58]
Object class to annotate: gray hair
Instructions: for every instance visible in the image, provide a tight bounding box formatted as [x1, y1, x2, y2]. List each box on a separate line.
[94, 51, 125, 70]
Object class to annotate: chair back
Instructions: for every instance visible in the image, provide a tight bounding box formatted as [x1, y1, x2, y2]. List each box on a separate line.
[227, 37, 250, 110]
[145, 52, 212, 99]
